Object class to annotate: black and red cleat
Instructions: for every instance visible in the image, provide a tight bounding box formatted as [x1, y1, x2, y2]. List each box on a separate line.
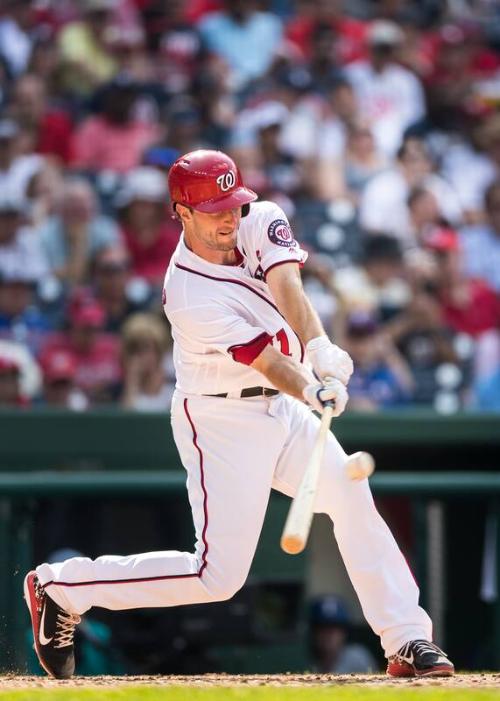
[24, 570, 80, 679]
[387, 640, 455, 677]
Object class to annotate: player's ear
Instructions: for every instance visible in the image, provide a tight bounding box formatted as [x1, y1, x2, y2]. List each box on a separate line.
[176, 203, 193, 224]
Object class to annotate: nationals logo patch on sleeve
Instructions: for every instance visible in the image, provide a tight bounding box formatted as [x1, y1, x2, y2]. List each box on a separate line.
[268, 219, 295, 247]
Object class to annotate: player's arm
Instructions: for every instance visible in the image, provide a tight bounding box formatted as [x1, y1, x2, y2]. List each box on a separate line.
[251, 344, 348, 416]
[266, 263, 354, 386]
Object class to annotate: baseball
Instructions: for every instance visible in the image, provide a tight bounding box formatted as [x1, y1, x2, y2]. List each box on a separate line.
[346, 451, 375, 481]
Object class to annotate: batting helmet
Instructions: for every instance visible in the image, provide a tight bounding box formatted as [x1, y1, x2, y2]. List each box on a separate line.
[168, 149, 257, 215]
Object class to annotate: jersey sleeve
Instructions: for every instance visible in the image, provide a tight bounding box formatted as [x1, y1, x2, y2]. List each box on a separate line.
[170, 304, 273, 366]
[254, 203, 308, 278]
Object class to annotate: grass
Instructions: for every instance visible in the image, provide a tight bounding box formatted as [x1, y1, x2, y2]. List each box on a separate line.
[1, 688, 500, 701]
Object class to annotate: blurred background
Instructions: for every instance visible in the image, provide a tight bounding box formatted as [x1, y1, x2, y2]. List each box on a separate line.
[0, 0, 500, 677]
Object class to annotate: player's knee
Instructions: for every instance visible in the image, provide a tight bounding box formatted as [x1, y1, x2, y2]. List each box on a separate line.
[206, 574, 246, 603]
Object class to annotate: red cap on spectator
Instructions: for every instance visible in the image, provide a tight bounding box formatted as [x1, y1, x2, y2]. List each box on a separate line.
[41, 351, 77, 382]
[0, 356, 20, 374]
[69, 299, 106, 328]
[424, 227, 460, 252]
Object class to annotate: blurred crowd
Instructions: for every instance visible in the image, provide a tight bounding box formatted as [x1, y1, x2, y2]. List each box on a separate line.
[0, 0, 500, 413]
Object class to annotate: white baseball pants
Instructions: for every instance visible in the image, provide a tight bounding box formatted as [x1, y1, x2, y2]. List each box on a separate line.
[36, 391, 432, 656]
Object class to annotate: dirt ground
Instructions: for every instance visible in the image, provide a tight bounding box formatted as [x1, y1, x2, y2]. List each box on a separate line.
[1, 674, 499, 689]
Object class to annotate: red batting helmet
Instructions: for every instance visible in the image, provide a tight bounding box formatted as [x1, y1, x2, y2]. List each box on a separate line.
[168, 149, 257, 215]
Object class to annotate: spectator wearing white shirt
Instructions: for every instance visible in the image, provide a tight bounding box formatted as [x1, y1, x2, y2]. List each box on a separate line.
[0, 118, 43, 201]
[359, 137, 462, 246]
[460, 180, 500, 293]
[0, 189, 48, 284]
[344, 20, 426, 157]
[0, 0, 34, 77]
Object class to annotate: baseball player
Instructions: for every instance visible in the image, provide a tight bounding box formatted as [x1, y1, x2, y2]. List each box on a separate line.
[24, 150, 454, 680]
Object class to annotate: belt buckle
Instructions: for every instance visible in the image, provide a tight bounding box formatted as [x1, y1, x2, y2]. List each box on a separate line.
[263, 387, 273, 397]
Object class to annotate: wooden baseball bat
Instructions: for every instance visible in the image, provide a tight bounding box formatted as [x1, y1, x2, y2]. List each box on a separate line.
[280, 402, 334, 555]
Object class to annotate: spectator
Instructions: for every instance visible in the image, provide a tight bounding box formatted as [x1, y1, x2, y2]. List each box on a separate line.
[162, 97, 208, 154]
[41, 294, 121, 404]
[39, 177, 120, 286]
[8, 73, 74, 164]
[424, 226, 500, 383]
[154, 0, 204, 96]
[385, 250, 462, 406]
[0, 339, 41, 406]
[39, 350, 88, 410]
[91, 245, 153, 333]
[0, 0, 35, 78]
[344, 20, 426, 157]
[343, 311, 414, 411]
[407, 186, 443, 246]
[71, 74, 160, 174]
[0, 268, 52, 356]
[285, 0, 367, 66]
[460, 180, 500, 293]
[120, 312, 173, 411]
[0, 118, 43, 200]
[341, 120, 387, 200]
[359, 137, 462, 245]
[441, 114, 500, 222]
[115, 167, 181, 286]
[0, 354, 23, 407]
[25, 161, 64, 228]
[473, 368, 500, 412]
[197, 0, 283, 91]
[334, 235, 410, 321]
[57, 0, 119, 97]
[0, 188, 48, 282]
[308, 594, 377, 674]
[105, 24, 153, 83]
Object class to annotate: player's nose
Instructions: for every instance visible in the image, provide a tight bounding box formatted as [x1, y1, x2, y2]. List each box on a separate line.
[222, 208, 240, 226]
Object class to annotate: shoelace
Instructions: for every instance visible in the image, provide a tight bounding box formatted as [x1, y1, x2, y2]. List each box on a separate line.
[53, 611, 81, 649]
[395, 640, 446, 661]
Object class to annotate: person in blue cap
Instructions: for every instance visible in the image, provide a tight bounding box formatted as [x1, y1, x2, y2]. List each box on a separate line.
[309, 594, 378, 674]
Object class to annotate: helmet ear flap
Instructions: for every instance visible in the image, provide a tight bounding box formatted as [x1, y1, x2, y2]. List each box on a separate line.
[241, 203, 250, 218]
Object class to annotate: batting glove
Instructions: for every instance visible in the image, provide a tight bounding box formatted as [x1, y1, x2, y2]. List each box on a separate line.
[303, 378, 349, 417]
[306, 335, 353, 387]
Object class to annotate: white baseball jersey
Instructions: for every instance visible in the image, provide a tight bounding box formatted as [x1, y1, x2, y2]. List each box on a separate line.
[163, 201, 308, 395]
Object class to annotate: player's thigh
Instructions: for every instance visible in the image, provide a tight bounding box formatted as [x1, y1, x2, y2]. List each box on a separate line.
[271, 396, 348, 513]
[172, 392, 287, 583]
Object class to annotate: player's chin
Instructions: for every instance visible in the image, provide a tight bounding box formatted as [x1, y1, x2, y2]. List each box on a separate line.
[215, 233, 237, 250]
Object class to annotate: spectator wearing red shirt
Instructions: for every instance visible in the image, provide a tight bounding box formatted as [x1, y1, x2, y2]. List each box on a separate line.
[424, 227, 500, 338]
[9, 73, 74, 164]
[40, 348, 89, 410]
[115, 166, 181, 285]
[71, 74, 160, 174]
[424, 226, 500, 384]
[285, 0, 367, 65]
[40, 294, 122, 404]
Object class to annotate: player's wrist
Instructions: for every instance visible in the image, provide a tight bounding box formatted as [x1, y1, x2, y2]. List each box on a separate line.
[305, 335, 332, 353]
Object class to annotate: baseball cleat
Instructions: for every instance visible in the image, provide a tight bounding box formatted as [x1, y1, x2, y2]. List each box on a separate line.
[387, 639, 455, 677]
[24, 570, 81, 679]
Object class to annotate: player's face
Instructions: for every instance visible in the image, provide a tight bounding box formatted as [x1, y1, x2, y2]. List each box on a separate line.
[190, 207, 242, 251]
[178, 204, 242, 261]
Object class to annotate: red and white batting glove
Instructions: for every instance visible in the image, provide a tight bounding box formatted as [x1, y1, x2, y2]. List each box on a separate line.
[302, 378, 348, 417]
[306, 335, 353, 387]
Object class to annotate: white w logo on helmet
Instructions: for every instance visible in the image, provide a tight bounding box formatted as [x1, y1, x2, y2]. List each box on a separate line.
[216, 171, 236, 192]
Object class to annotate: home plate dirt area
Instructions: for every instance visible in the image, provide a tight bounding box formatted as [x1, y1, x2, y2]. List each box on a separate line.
[1, 673, 499, 689]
